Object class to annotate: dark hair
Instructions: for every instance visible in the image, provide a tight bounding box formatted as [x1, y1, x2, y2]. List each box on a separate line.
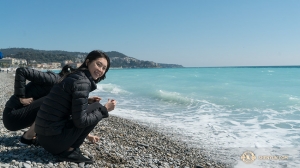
[59, 50, 110, 83]
[58, 64, 76, 77]
[77, 50, 110, 83]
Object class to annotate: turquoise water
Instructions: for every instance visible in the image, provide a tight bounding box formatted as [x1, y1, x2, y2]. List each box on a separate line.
[54, 67, 300, 166]
[93, 67, 300, 142]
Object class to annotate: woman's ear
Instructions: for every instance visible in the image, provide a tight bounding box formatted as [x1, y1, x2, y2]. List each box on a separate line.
[85, 59, 89, 66]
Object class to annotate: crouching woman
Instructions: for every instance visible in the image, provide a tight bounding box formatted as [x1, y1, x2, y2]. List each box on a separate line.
[35, 50, 117, 164]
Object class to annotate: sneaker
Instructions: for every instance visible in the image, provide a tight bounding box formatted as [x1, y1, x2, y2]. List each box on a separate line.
[57, 148, 94, 164]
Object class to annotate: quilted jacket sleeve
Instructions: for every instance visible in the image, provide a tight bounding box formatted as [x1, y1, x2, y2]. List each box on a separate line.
[67, 75, 108, 128]
[14, 68, 59, 98]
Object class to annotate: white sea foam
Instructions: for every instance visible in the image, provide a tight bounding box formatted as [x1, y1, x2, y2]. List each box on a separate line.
[95, 83, 129, 95]
[109, 101, 300, 167]
[289, 96, 299, 101]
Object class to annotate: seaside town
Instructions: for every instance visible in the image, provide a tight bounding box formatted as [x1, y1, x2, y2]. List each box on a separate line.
[0, 56, 81, 72]
[0, 49, 183, 71]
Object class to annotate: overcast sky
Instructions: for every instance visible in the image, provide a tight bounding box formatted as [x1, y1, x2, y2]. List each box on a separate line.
[1, 0, 300, 67]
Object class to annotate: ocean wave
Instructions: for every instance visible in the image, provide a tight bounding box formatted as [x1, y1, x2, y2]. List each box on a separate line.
[154, 90, 192, 105]
[289, 96, 300, 101]
[95, 83, 129, 95]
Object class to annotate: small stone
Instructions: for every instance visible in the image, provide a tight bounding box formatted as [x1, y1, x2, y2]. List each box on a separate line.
[70, 165, 78, 168]
[84, 150, 91, 155]
[137, 143, 149, 148]
[23, 163, 31, 168]
[48, 162, 54, 167]
[79, 162, 85, 168]
[195, 165, 204, 168]
[0, 163, 10, 168]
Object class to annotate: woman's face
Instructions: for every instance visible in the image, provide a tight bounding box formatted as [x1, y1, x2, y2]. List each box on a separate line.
[86, 57, 108, 80]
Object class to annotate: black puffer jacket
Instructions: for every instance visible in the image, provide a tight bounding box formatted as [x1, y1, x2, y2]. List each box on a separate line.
[35, 70, 108, 136]
[5, 68, 60, 109]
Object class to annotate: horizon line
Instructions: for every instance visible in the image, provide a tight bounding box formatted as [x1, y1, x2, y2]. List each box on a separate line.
[185, 65, 300, 68]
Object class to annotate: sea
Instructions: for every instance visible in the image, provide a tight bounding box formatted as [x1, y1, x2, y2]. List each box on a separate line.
[55, 67, 300, 168]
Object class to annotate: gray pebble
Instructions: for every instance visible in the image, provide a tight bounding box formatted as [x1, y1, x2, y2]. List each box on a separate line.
[0, 163, 10, 168]
[23, 163, 31, 168]
[79, 162, 85, 168]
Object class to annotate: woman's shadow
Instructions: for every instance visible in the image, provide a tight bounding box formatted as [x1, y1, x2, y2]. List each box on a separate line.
[0, 135, 56, 164]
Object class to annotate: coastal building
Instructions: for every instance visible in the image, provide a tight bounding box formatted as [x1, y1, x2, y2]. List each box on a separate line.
[50, 62, 61, 68]
[0, 57, 27, 67]
[62, 60, 81, 68]
[35, 62, 61, 69]
[63, 60, 73, 65]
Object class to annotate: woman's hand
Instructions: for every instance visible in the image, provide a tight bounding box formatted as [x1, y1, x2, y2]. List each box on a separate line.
[19, 98, 33, 106]
[105, 99, 117, 112]
[88, 96, 101, 104]
[86, 134, 100, 143]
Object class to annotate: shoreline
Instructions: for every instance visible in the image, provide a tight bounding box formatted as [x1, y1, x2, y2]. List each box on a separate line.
[0, 72, 231, 168]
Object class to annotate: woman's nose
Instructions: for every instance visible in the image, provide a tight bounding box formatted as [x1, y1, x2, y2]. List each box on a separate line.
[98, 68, 104, 74]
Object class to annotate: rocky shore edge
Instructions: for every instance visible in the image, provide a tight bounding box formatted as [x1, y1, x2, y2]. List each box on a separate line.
[0, 72, 232, 168]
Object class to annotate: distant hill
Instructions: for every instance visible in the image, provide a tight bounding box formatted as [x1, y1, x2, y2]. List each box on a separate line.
[0, 48, 183, 68]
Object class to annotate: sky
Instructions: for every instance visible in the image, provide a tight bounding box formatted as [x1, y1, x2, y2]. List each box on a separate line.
[1, 0, 300, 67]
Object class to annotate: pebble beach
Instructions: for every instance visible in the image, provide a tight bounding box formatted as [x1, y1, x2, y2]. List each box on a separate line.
[0, 72, 232, 168]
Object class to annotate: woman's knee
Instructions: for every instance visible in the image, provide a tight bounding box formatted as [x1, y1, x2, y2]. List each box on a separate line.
[3, 113, 30, 131]
[3, 121, 19, 131]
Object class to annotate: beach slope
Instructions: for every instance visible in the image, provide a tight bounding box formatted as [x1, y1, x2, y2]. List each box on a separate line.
[0, 72, 230, 168]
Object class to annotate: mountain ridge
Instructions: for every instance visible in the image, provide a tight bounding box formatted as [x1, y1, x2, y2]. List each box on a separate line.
[0, 48, 183, 68]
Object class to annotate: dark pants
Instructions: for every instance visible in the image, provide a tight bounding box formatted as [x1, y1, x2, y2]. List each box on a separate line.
[3, 97, 46, 131]
[38, 123, 97, 155]
[37, 103, 100, 155]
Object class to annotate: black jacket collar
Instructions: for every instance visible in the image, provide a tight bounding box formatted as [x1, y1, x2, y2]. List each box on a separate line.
[83, 70, 97, 91]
